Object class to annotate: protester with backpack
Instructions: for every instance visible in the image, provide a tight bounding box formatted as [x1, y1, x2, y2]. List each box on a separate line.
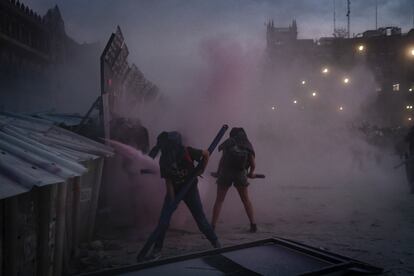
[211, 127, 257, 232]
[143, 131, 220, 260]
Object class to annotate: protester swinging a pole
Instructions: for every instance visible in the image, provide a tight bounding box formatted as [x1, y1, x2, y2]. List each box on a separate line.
[136, 124, 229, 261]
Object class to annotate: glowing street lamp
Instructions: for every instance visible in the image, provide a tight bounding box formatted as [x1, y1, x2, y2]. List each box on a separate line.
[339, 106, 344, 111]
[409, 88, 413, 92]
[301, 80, 306, 85]
[322, 67, 329, 74]
[409, 117, 413, 121]
[343, 77, 350, 84]
[357, 44, 365, 52]
[407, 47, 414, 58]
[293, 100, 298, 104]
[271, 106, 276, 110]
[311, 91, 317, 97]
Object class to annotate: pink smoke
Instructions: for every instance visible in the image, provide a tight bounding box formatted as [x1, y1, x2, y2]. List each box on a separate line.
[201, 35, 260, 102]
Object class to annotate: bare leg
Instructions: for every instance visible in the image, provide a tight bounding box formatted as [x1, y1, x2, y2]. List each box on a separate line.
[235, 186, 256, 225]
[211, 185, 230, 228]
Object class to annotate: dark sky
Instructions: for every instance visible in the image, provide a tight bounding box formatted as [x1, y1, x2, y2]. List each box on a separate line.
[23, 0, 413, 87]
[25, 0, 413, 41]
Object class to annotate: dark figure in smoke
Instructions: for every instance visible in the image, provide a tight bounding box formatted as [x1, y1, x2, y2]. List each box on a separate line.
[405, 127, 414, 194]
[148, 131, 220, 258]
[211, 127, 257, 232]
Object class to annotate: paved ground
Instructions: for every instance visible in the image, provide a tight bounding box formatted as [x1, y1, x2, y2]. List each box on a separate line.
[74, 165, 414, 275]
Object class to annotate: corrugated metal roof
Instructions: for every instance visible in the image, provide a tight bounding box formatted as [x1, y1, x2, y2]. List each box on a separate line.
[0, 111, 113, 200]
[32, 112, 85, 127]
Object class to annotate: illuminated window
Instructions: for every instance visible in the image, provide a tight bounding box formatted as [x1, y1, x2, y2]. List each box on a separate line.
[393, 83, 400, 91]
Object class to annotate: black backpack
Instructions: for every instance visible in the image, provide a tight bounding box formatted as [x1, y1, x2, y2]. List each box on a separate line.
[223, 144, 250, 171]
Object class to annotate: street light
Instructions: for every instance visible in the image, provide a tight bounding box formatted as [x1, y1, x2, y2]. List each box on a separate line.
[322, 67, 329, 74]
[301, 80, 306, 85]
[407, 47, 414, 58]
[293, 100, 298, 104]
[271, 106, 276, 110]
[343, 77, 350, 84]
[312, 91, 317, 97]
[339, 106, 344, 111]
[357, 44, 365, 52]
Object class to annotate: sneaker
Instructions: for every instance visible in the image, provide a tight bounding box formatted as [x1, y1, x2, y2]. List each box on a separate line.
[250, 223, 257, 233]
[148, 251, 162, 261]
[136, 248, 162, 262]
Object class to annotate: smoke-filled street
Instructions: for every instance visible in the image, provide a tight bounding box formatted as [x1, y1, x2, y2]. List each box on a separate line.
[1, 0, 414, 275]
[83, 171, 414, 275]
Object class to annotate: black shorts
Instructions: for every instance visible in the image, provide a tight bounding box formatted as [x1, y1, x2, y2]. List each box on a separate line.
[217, 170, 249, 187]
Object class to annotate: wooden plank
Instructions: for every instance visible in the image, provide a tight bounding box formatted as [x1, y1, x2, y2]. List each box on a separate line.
[63, 180, 74, 274]
[72, 177, 81, 257]
[4, 196, 18, 276]
[53, 182, 68, 276]
[87, 158, 105, 241]
[37, 186, 53, 276]
[0, 200, 3, 275]
[15, 191, 39, 276]
[78, 160, 95, 242]
[65, 181, 74, 255]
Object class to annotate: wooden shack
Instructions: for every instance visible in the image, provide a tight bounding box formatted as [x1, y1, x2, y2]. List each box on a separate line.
[0, 112, 113, 276]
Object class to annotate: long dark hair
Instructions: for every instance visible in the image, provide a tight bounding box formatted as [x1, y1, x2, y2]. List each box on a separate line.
[220, 127, 255, 155]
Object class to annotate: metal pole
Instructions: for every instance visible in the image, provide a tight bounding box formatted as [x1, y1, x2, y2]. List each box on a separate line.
[375, 0, 378, 29]
[333, 0, 336, 34]
[137, 125, 229, 260]
[347, 0, 351, 38]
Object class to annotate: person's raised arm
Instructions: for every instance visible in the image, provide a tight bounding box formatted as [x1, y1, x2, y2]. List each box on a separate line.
[198, 150, 210, 176]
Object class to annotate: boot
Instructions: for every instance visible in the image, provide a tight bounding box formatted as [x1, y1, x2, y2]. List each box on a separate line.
[211, 239, 222, 249]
